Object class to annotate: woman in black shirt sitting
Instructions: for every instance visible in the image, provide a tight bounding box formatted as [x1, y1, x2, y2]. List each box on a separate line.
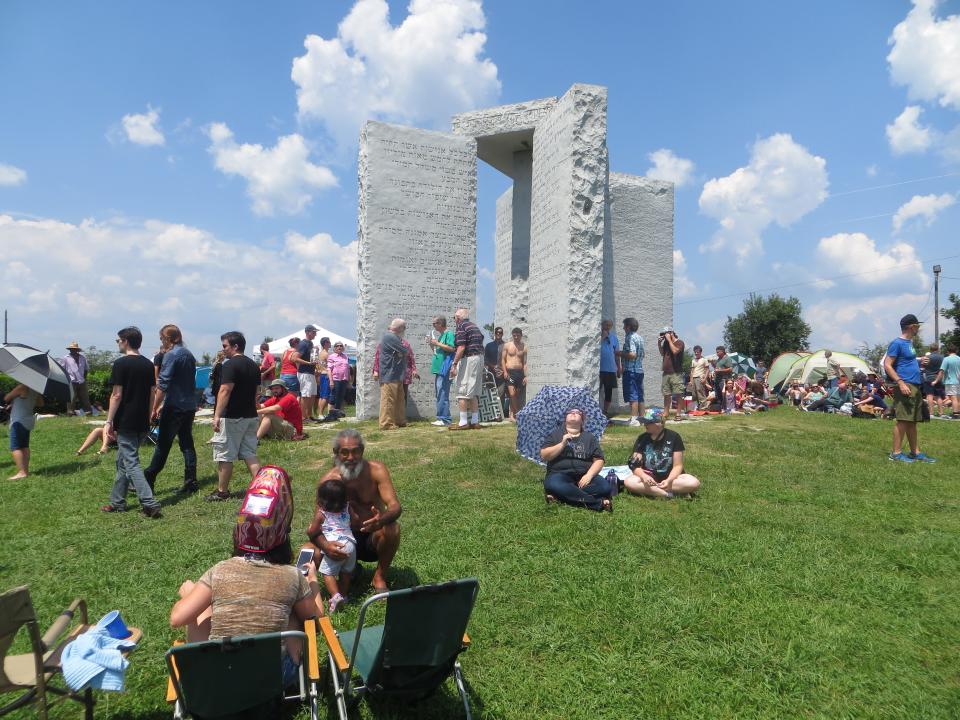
[625, 407, 700, 498]
[540, 408, 612, 512]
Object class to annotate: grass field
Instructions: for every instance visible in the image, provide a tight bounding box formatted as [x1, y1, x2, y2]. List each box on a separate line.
[1, 408, 959, 719]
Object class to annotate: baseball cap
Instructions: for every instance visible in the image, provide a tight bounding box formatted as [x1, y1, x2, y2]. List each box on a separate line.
[660, 326, 674, 334]
[899, 314, 922, 328]
[305, 324, 318, 332]
[640, 407, 665, 424]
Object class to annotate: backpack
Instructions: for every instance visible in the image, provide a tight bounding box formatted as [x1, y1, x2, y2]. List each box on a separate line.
[234, 465, 294, 554]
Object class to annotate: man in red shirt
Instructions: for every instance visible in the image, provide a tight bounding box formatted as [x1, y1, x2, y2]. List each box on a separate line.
[256, 378, 307, 441]
[258, 342, 276, 391]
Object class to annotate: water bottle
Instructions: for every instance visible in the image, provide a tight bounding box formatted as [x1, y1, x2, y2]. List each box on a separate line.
[606, 468, 619, 497]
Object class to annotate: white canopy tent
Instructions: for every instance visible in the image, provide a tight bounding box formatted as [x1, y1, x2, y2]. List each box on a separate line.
[264, 325, 358, 360]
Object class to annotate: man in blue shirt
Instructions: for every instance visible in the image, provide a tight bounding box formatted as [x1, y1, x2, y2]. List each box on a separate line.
[939, 345, 960, 419]
[598, 319, 621, 417]
[883, 313, 935, 463]
[145, 324, 198, 493]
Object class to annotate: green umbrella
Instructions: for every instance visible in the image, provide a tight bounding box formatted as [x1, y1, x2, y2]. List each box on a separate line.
[727, 352, 757, 378]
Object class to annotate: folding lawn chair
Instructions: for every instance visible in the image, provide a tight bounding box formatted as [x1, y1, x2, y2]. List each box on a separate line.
[0, 585, 142, 720]
[478, 369, 503, 423]
[320, 578, 479, 720]
[165, 622, 322, 720]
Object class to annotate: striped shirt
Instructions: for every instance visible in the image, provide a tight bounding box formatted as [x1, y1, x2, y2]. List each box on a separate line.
[455, 319, 484, 356]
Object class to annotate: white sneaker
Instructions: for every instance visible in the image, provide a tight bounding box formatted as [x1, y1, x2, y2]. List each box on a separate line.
[628, 418, 642, 427]
[91, 408, 101, 417]
[430, 420, 448, 426]
[328, 592, 345, 614]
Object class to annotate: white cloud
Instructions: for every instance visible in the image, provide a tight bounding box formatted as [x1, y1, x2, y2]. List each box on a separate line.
[892, 192, 956, 232]
[121, 107, 165, 146]
[694, 318, 725, 351]
[291, 0, 500, 148]
[886, 105, 934, 154]
[866, 164, 878, 177]
[645, 149, 695, 188]
[888, 0, 960, 111]
[0, 163, 27, 186]
[698, 133, 828, 261]
[806, 292, 930, 350]
[815, 232, 929, 293]
[673, 250, 696, 298]
[0, 213, 358, 353]
[206, 122, 337, 216]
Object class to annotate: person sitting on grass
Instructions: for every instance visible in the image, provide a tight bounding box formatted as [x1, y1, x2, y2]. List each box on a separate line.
[804, 376, 853, 413]
[540, 408, 612, 512]
[306, 479, 357, 614]
[256, 378, 307, 441]
[75, 425, 116, 455]
[722, 380, 742, 414]
[170, 474, 324, 686]
[623, 406, 700, 499]
[5, 383, 42, 480]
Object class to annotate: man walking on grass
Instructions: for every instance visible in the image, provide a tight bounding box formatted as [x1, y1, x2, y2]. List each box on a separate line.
[884, 314, 936, 463]
[939, 345, 960, 419]
[449, 308, 484, 430]
[101, 326, 162, 518]
[208, 331, 262, 500]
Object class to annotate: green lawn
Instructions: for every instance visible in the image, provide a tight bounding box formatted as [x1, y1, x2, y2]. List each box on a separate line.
[1, 409, 958, 719]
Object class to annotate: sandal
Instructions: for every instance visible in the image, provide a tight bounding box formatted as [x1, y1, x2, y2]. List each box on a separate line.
[601, 498, 613, 513]
[544, 494, 557, 505]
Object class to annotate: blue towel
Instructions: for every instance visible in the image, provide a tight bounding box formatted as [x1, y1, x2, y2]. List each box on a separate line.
[61, 626, 137, 692]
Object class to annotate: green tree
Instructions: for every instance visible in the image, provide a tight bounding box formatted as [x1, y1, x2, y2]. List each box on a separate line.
[856, 342, 887, 371]
[723, 293, 811, 364]
[940, 292, 960, 350]
[84, 345, 118, 372]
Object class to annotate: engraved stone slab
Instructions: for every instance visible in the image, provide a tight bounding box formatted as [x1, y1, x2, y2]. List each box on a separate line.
[526, 84, 608, 399]
[604, 173, 675, 408]
[356, 121, 477, 420]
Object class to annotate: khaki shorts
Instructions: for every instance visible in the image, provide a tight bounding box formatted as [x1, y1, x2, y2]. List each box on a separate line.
[661, 372, 685, 397]
[298, 372, 317, 397]
[892, 383, 923, 422]
[265, 414, 296, 440]
[213, 417, 259, 462]
[456, 355, 483, 399]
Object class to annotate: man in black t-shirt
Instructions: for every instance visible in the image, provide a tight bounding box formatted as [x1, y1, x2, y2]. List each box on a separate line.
[101, 326, 162, 517]
[208, 331, 262, 502]
[623, 406, 700, 498]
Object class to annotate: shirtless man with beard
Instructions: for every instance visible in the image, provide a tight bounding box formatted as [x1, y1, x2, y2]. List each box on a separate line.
[306, 428, 402, 592]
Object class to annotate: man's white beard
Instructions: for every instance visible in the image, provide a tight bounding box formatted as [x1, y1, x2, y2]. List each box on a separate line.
[335, 457, 366, 481]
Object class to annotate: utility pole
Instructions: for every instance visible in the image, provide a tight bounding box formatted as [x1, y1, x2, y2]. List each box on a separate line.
[933, 265, 941, 345]
[3, 309, 6, 344]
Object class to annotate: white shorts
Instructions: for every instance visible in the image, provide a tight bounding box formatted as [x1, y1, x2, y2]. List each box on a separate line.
[298, 372, 317, 397]
[456, 355, 483, 400]
[212, 417, 259, 463]
[319, 538, 357, 577]
[946, 383, 959, 397]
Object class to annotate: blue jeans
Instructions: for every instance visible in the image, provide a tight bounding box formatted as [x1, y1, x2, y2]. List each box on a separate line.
[544, 471, 609, 511]
[110, 432, 160, 510]
[434, 373, 452, 423]
[145, 407, 197, 483]
[331, 379, 349, 410]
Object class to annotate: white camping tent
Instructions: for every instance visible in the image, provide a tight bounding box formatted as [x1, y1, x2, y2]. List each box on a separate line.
[265, 326, 358, 360]
[781, 350, 871, 386]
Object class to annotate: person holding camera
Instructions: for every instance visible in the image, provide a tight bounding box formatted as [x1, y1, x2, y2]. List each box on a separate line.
[623, 407, 700, 499]
[657, 326, 686, 421]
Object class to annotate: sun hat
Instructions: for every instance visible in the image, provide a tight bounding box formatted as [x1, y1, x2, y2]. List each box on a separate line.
[640, 406, 666, 424]
[66, 341, 81, 350]
[267, 377, 286, 389]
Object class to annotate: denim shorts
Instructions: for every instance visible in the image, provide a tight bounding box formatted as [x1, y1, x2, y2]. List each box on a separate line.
[622, 371, 644, 403]
[280, 373, 300, 395]
[9, 422, 30, 451]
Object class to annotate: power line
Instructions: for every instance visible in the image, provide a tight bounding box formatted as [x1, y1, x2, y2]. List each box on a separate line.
[825, 173, 960, 199]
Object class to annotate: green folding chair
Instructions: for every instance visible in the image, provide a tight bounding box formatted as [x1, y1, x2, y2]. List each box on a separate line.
[320, 578, 479, 720]
[165, 623, 321, 719]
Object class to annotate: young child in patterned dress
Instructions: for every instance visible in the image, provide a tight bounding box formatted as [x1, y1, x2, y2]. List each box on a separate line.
[307, 479, 357, 613]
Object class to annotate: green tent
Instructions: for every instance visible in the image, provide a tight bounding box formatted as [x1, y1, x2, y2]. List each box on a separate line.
[781, 350, 871, 388]
[768, 351, 810, 394]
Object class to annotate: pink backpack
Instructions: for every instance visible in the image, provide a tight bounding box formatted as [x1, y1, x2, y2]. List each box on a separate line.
[234, 465, 293, 554]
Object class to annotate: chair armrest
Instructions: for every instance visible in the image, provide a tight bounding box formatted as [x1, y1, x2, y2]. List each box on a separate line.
[304, 618, 321, 681]
[165, 640, 184, 704]
[462, 632, 470, 648]
[318, 616, 349, 672]
[41, 598, 87, 651]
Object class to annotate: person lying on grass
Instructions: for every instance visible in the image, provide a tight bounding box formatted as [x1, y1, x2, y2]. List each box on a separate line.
[75, 425, 116, 455]
[624, 406, 700, 499]
[540, 408, 613, 512]
[306, 429, 402, 592]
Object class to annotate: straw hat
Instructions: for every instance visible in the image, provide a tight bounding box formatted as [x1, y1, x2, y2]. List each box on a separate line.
[66, 341, 81, 350]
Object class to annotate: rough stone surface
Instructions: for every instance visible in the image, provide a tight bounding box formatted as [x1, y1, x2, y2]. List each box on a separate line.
[356, 121, 477, 420]
[452, 97, 558, 138]
[526, 84, 608, 400]
[494, 187, 514, 331]
[605, 173, 674, 408]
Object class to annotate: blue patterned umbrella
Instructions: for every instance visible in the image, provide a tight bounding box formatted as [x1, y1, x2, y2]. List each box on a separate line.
[515, 385, 608, 465]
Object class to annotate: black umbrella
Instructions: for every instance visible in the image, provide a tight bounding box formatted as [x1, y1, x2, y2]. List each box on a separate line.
[0, 343, 73, 403]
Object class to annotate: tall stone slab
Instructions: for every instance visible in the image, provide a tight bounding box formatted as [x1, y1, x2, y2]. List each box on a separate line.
[356, 121, 477, 420]
[494, 187, 513, 331]
[526, 84, 608, 398]
[605, 173, 674, 407]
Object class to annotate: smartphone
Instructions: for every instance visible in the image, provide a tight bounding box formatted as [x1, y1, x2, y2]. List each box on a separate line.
[295, 548, 314, 575]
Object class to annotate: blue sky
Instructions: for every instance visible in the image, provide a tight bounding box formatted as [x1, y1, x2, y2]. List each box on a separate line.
[1, 0, 959, 359]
